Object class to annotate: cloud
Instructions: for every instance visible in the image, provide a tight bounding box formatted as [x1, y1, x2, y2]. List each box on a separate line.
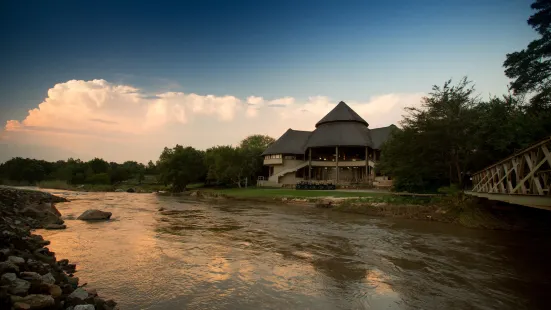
[1, 79, 424, 163]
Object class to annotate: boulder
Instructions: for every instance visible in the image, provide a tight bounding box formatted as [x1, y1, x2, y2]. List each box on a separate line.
[7, 255, 25, 265]
[0, 272, 17, 285]
[19, 272, 42, 282]
[68, 276, 79, 288]
[11, 294, 55, 309]
[48, 284, 62, 298]
[0, 261, 19, 273]
[84, 287, 98, 297]
[41, 273, 55, 285]
[13, 302, 31, 310]
[68, 287, 88, 302]
[45, 224, 66, 230]
[126, 188, 135, 193]
[75, 305, 95, 310]
[77, 210, 112, 221]
[9, 278, 31, 296]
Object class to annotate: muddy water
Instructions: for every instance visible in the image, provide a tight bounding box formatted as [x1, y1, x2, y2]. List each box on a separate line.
[37, 190, 550, 310]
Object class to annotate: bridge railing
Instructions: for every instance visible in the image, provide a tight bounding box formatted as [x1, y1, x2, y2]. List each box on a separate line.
[471, 136, 551, 196]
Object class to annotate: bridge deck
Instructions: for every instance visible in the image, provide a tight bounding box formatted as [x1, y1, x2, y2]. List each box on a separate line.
[465, 191, 551, 211]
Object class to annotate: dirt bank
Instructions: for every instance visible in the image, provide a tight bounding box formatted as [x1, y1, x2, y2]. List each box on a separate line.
[182, 190, 551, 232]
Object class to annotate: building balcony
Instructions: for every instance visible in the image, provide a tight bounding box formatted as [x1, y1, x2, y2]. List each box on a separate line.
[264, 158, 283, 165]
[311, 160, 366, 167]
[311, 160, 375, 167]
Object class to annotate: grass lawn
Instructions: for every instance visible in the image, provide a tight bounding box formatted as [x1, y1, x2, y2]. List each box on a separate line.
[208, 187, 389, 198]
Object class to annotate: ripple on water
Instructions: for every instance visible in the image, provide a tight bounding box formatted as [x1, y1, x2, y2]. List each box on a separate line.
[35, 190, 551, 310]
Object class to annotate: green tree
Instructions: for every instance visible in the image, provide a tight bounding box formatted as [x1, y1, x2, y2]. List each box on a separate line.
[379, 78, 478, 191]
[157, 145, 206, 192]
[205, 145, 246, 187]
[239, 134, 275, 185]
[504, 1, 551, 109]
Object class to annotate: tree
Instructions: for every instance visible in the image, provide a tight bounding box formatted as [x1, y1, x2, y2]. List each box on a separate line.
[504, 0, 551, 108]
[157, 145, 206, 192]
[240, 135, 275, 150]
[239, 134, 275, 184]
[204, 145, 246, 187]
[379, 78, 478, 191]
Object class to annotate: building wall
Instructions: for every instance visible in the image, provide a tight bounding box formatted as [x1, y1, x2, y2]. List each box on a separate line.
[273, 159, 305, 175]
[280, 173, 302, 185]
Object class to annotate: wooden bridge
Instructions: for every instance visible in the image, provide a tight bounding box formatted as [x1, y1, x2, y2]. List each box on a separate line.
[466, 136, 551, 210]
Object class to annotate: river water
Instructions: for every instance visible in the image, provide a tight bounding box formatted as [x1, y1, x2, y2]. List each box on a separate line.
[36, 190, 549, 310]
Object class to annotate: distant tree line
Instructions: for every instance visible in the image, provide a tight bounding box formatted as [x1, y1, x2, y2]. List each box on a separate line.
[0, 134, 275, 192]
[0, 157, 155, 186]
[378, 0, 551, 193]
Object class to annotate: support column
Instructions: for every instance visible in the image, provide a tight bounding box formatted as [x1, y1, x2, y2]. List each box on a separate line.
[336, 146, 339, 183]
[371, 150, 376, 179]
[308, 148, 312, 180]
[365, 146, 369, 183]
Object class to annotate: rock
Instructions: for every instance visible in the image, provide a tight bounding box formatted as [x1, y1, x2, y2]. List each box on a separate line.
[75, 305, 95, 310]
[315, 200, 333, 208]
[84, 287, 98, 297]
[0, 261, 19, 273]
[1, 273, 17, 285]
[11, 294, 55, 309]
[9, 278, 31, 296]
[25, 260, 48, 275]
[158, 207, 165, 211]
[7, 255, 25, 265]
[41, 273, 55, 285]
[190, 191, 198, 197]
[45, 224, 66, 230]
[19, 272, 42, 282]
[126, 188, 135, 193]
[68, 276, 79, 288]
[13, 302, 31, 310]
[281, 197, 288, 202]
[77, 210, 112, 221]
[114, 189, 124, 192]
[104, 299, 117, 310]
[0, 248, 11, 259]
[58, 259, 69, 266]
[68, 287, 88, 301]
[48, 284, 62, 298]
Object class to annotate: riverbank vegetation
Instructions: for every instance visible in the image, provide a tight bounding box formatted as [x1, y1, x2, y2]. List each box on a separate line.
[0, 134, 275, 193]
[379, 1, 551, 193]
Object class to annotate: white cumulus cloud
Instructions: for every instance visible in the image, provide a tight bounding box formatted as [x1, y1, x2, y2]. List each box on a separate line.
[1, 79, 424, 163]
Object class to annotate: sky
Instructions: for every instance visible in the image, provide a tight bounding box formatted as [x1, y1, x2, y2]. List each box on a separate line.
[0, 0, 538, 163]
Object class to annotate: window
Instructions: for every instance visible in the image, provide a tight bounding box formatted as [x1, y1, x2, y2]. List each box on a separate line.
[265, 154, 282, 159]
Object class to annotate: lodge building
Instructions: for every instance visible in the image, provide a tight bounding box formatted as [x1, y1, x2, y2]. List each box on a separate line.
[260, 101, 396, 187]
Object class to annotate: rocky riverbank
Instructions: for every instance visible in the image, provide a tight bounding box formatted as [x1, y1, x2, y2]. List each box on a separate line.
[0, 187, 117, 310]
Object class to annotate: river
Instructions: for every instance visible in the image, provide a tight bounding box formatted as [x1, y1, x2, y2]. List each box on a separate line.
[36, 190, 550, 310]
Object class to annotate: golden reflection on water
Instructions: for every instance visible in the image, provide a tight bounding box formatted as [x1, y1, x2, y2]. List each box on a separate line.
[34, 190, 549, 310]
[365, 269, 396, 296]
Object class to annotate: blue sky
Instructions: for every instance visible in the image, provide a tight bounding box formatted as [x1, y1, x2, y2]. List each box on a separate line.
[0, 0, 539, 162]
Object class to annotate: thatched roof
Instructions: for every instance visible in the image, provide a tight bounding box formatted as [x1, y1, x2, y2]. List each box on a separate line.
[261, 129, 311, 155]
[306, 122, 373, 148]
[315, 101, 368, 127]
[262, 102, 397, 155]
[370, 124, 398, 149]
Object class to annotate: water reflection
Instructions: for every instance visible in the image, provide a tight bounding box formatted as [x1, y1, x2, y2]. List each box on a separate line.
[36, 189, 550, 310]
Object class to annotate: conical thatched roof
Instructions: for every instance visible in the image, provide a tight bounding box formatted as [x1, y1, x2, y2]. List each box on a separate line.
[315, 101, 368, 128]
[261, 101, 397, 155]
